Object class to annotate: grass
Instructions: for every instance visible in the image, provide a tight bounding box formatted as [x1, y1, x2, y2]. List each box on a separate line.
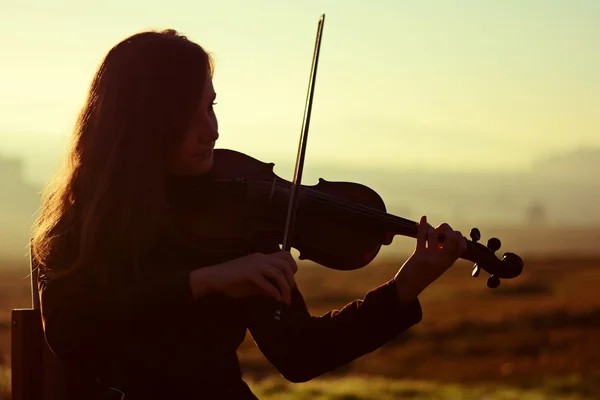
[0, 366, 9, 400]
[246, 374, 600, 400]
[0, 366, 596, 400]
[1, 246, 600, 398]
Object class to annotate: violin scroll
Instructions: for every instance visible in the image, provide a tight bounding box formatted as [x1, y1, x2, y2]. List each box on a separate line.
[466, 227, 524, 288]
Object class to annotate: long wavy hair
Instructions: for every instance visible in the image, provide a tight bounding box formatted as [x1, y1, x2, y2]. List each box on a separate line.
[32, 29, 214, 286]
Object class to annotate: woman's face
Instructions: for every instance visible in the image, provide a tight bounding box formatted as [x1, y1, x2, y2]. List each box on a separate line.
[168, 71, 219, 176]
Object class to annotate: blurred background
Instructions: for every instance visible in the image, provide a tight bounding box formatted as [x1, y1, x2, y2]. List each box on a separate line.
[1, 0, 599, 398]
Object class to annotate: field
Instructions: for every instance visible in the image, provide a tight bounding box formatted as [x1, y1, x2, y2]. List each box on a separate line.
[1, 231, 599, 399]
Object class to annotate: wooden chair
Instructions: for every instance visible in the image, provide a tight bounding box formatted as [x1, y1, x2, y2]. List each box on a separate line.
[10, 246, 102, 400]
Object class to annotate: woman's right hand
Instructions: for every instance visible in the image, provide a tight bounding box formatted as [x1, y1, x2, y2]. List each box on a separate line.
[189, 252, 298, 304]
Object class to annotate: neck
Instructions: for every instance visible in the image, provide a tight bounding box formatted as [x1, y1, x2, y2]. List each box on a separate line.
[165, 172, 210, 206]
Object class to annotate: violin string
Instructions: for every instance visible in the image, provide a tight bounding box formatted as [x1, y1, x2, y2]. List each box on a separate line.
[258, 179, 514, 272]
[305, 189, 417, 230]
[268, 180, 481, 245]
[288, 186, 479, 250]
[214, 179, 475, 249]
[263, 180, 419, 231]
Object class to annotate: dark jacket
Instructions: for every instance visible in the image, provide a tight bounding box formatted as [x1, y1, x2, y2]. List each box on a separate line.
[38, 182, 423, 399]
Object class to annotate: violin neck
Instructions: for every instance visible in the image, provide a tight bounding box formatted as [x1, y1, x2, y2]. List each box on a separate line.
[384, 214, 487, 265]
[385, 213, 419, 239]
[384, 212, 461, 245]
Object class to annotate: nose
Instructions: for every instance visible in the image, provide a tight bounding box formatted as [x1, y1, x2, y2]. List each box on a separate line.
[201, 128, 218, 144]
[201, 114, 219, 143]
[195, 121, 218, 143]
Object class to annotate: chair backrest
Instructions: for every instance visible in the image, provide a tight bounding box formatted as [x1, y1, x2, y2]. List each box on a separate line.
[11, 245, 100, 400]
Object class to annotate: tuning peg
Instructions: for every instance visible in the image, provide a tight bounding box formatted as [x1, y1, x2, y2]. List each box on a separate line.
[472, 264, 481, 277]
[469, 228, 481, 243]
[487, 275, 500, 288]
[487, 238, 501, 252]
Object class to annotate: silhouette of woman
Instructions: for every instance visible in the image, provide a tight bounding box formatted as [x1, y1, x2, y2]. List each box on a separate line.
[32, 29, 467, 399]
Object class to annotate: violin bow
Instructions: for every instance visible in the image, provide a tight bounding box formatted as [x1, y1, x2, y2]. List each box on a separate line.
[275, 14, 326, 321]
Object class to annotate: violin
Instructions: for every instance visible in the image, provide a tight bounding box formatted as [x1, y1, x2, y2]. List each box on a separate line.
[179, 148, 524, 288]
[173, 14, 524, 320]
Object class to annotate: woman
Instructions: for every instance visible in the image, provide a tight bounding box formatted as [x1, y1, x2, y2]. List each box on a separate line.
[33, 29, 467, 399]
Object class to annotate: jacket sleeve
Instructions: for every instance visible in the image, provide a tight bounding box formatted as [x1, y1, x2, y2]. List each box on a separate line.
[38, 265, 197, 374]
[246, 278, 422, 383]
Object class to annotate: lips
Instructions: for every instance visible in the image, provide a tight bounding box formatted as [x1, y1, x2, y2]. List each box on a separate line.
[194, 148, 213, 158]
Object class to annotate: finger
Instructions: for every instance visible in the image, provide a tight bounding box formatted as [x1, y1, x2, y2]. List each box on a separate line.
[436, 223, 452, 237]
[454, 230, 467, 257]
[383, 231, 394, 245]
[427, 223, 437, 251]
[283, 252, 299, 274]
[435, 223, 450, 249]
[253, 274, 283, 302]
[270, 252, 298, 284]
[262, 265, 291, 303]
[272, 251, 299, 274]
[270, 257, 297, 292]
[416, 216, 427, 251]
[437, 223, 456, 253]
[266, 266, 291, 302]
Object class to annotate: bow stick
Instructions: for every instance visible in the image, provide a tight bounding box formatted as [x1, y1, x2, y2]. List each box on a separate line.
[274, 14, 326, 321]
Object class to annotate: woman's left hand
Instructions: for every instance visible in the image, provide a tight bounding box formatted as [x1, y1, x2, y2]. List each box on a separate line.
[393, 215, 467, 301]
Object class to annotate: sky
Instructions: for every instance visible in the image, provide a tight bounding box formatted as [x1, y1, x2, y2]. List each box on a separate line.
[0, 0, 599, 185]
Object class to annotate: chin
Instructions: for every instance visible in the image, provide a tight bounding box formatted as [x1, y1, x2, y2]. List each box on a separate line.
[169, 154, 214, 176]
[192, 155, 214, 175]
